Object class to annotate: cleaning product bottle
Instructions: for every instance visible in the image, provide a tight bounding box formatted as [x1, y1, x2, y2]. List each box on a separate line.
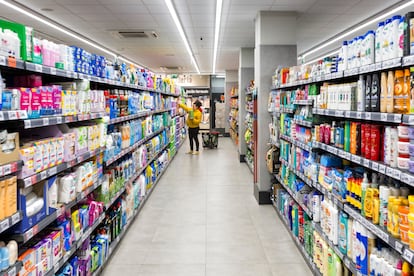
[327, 248, 335, 276]
[344, 120, 350, 152]
[347, 218, 353, 259]
[395, 69, 405, 113]
[380, 71, 388, 112]
[357, 75, 366, 111]
[332, 204, 339, 245]
[387, 70, 395, 113]
[361, 173, 370, 217]
[358, 225, 369, 276]
[402, 261, 411, 276]
[338, 211, 348, 255]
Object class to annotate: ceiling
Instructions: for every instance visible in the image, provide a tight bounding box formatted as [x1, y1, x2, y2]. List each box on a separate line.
[0, 0, 409, 74]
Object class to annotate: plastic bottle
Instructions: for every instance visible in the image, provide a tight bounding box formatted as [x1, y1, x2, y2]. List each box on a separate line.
[376, 22, 385, 63]
[0, 70, 3, 111]
[383, 18, 393, 60]
[371, 73, 380, 112]
[347, 218, 354, 259]
[358, 225, 369, 275]
[357, 75, 366, 111]
[340, 41, 348, 71]
[366, 30, 375, 65]
[361, 173, 370, 217]
[387, 70, 395, 113]
[398, 16, 405, 57]
[391, 15, 402, 59]
[332, 204, 339, 245]
[394, 70, 405, 113]
[338, 212, 348, 255]
[365, 74, 372, 111]
[380, 71, 388, 112]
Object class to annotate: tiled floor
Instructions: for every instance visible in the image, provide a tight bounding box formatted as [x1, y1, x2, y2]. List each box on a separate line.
[102, 137, 312, 276]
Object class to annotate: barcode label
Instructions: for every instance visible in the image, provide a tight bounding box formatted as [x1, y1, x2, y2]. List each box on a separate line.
[3, 165, 11, 175]
[404, 249, 414, 262]
[11, 213, 20, 224]
[8, 111, 17, 120]
[0, 219, 9, 232]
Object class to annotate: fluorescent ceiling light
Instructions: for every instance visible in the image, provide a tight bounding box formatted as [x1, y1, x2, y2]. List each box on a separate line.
[212, 0, 223, 75]
[302, 50, 339, 66]
[165, 0, 200, 74]
[215, 75, 225, 78]
[0, 0, 116, 58]
[300, 0, 414, 59]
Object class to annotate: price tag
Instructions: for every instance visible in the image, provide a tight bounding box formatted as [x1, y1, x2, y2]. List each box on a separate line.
[371, 162, 379, 171]
[34, 64, 43, 72]
[25, 227, 34, 241]
[393, 169, 401, 180]
[0, 56, 6, 66]
[56, 117, 62, 124]
[345, 111, 351, 118]
[363, 159, 371, 168]
[24, 177, 32, 187]
[404, 249, 414, 262]
[344, 258, 350, 268]
[8, 111, 17, 120]
[50, 67, 56, 75]
[392, 114, 401, 123]
[49, 166, 57, 176]
[379, 164, 386, 174]
[402, 173, 410, 183]
[0, 219, 9, 232]
[7, 266, 16, 276]
[408, 115, 414, 126]
[365, 112, 372, 120]
[356, 112, 362, 119]
[380, 113, 388, 121]
[404, 55, 414, 65]
[335, 110, 343, 117]
[11, 213, 20, 225]
[3, 164, 11, 175]
[395, 240, 404, 253]
[42, 117, 49, 126]
[344, 152, 351, 160]
[24, 120, 32, 128]
[40, 170, 47, 179]
[352, 155, 361, 164]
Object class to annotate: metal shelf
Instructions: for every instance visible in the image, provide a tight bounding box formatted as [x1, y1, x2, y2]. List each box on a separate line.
[12, 178, 102, 243]
[343, 204, 414, 264]
[280, 134, 314, 152]
[275, 174, 313, 218]
[313, 141, 414, 187]
[19, 147, 104, 188]
[293, 99, 313, 106]
[0, 161, 23, 178]
[293, 119, 313, 128]
[273, 204, 322, 276]
[312, 108, 402, 124]
[23, 112, 106, 129]
[105, 127, 165, 166]
[108, 109, 171, 125]
[0, 261, 22, 276]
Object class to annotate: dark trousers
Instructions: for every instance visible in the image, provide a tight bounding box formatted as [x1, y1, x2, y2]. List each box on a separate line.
[188, 127, 200, 151]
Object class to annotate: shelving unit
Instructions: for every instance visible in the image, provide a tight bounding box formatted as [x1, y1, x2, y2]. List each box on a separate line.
[244, 87, 256, 172]
[0, 53, 183, 276]
[229, 93, 239, 145]
[270, 53, 414, 275]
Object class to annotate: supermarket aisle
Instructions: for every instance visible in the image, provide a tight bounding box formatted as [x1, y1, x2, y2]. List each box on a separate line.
[102, 137, 312, 276]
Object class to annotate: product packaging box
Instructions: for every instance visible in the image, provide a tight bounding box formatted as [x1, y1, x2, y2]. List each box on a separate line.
[0, 19, 33, 61]
[18, 248, 36, 276]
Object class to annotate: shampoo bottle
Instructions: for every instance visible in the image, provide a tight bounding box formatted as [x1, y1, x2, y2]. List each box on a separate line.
[361, 173, 370, 217]
[365, 74, 372, 111]
[380, 71, 388, 112]
[387, 70, 395, 113]
[371, 73, 380, 112]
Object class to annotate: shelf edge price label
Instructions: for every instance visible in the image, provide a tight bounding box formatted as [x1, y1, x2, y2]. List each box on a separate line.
[404, 249, 414, 262]
[371, 162, 379, 171]
[365, 112, 372, 120]
[344, 258, 350, 268]
[34, 64, 43, 72]
[335, 110, 343, 117]
[379, 164, 386, 174]
[24, 177, 32, 187]
[56, 117, 62, 124]
[345, 111, 351, 117]
[0, 56, 6, 66]
[395, 240, 404, 253]
[380, 113, 388, 121]
[393, 169, 401, 180]
[356, 112, 362, 119]
[49, 166, 57, 176]
[42, 117, 49, 126]
[0, 219, 9, 232]
[11, 213, 20, 225]
[363, 159, 370, 168]
[50, 67, 57, 75]
[394, 114, 402, 123]
[40, 170, 47, 180]
[8, 111, 17, 120]
[7, 266, 16, 276]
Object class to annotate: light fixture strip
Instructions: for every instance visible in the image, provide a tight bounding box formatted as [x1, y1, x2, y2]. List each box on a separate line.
[302, 49, 340, 66]
[300, 0, 414, 59]
[212, 0, 223, 75]
[165, 0, 200, 74]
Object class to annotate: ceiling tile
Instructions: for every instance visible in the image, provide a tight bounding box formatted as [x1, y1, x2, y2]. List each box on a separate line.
[61, 4, 109, 14]
[103, 4, 149, 14]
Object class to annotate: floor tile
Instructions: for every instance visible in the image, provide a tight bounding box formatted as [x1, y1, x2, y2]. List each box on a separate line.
[270, 262, 313, 276]
[138, 264, 206, 276]
[206, 264, 273, 276]
[206, 242, 268, 264]
[152, 224, 206, 243]
[101, 264, 141, 276]
[144, 242, 206, 264]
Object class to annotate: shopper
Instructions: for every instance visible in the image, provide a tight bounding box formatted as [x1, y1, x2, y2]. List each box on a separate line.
[178, 99, 203, 155]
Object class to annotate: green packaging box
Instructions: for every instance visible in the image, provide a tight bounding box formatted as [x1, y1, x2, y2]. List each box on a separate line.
[0, 19, 33, 61]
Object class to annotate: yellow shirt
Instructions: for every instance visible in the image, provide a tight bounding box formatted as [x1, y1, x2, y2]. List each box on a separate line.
[179, 103, 202, 128]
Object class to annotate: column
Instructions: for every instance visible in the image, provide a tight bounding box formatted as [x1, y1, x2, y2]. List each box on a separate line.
[254, 11, 297, 204]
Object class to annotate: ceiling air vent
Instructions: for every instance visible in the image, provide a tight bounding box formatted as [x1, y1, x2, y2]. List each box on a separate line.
[109, 30, 158, 39]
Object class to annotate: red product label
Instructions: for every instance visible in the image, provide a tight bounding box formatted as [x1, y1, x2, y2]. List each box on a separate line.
[365, 124, 371, 160]
[370, 125, 380, 161]
[40, 87, 48, 111]
[361, 124, 366, 157]
[46, 86, 53, 109]
[52, 86, 62, 113]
